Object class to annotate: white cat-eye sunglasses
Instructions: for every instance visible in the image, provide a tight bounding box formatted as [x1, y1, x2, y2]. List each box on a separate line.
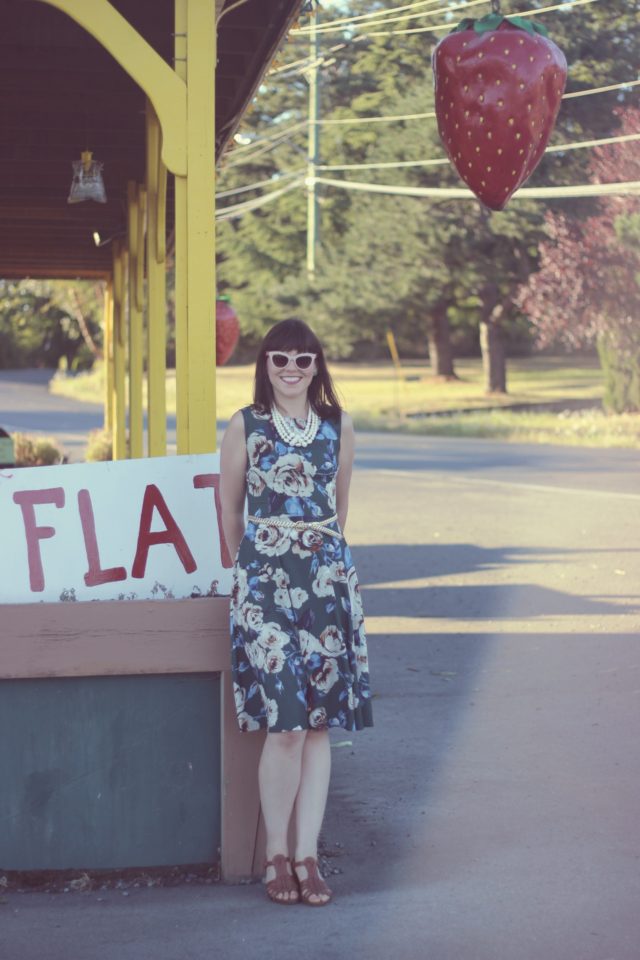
[266, 351, 317, 371]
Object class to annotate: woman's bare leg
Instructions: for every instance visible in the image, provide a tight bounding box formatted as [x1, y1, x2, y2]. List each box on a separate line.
[294, 729, 332, 904]
[259, 731, 307, 901]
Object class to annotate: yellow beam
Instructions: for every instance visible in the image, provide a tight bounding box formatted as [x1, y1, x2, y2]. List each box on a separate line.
[35, 0, 187, 175]
[185, 0, 217, 454]
[112, 242, 127, 461]
[104, 280, 114, 434]
[127, 181, 144, 459]
[146, 100, 167, 458]
[156, 145, 168, 264]
[174, 0, 189, 453]
[136, 186, 146, 313]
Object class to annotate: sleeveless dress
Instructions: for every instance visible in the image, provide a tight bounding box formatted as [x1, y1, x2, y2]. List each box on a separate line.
[230, 405, 373, 733]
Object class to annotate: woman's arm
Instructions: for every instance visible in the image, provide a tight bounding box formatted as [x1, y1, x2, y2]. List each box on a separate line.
[220, 411, 248, 560]
[335, 411, 355, 532]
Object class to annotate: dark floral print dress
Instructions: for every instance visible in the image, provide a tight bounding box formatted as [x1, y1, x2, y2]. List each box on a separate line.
[230, 405, 373, 733]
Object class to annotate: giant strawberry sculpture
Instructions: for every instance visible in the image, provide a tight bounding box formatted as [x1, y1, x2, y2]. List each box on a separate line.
[432, 13, 567, 210]
[216, 297, 240, 365]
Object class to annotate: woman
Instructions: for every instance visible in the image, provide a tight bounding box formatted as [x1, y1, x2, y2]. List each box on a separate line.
[220, 318, 372, 907]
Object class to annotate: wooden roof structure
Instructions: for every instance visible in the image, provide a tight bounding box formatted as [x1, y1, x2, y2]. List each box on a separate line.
[0, 0, 303, 279]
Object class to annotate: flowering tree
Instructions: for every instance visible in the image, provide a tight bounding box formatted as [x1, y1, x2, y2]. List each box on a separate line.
[516, 106, 640, 411]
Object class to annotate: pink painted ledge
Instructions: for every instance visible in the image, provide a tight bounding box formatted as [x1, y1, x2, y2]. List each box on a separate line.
[0, 596, 231, 679]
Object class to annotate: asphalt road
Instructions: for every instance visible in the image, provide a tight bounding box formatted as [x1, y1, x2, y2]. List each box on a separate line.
[2, 370, 640, 960]
[1, 367, 639, 496]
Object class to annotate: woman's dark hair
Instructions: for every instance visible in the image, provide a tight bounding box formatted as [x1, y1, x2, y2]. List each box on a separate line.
[253, 319, 342, 420]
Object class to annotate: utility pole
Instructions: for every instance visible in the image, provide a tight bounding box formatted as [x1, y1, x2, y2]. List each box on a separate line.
[306, 1, 320, 277]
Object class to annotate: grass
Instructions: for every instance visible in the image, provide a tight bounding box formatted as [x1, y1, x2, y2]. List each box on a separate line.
[50, 356, 640, 449]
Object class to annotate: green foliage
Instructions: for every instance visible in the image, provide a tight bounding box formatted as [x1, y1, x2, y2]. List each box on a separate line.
[84, 428, 113, 462]
[0, 280, 103, 370]
[13, 433, 65, 467]
[598, 335, 640, 414]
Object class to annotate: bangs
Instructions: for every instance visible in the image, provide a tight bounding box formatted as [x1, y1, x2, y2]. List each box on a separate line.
[261, 319, 321, 356]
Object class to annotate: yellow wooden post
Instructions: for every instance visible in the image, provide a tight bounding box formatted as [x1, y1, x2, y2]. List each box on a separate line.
[127, 181, 144, 459]
[184, 0, 217, 454]
[104, 280, 114, 434]
[174, 0, 189, 454]
[112, 242, 127, 460]
[136, 186, 146, 313]
[145, 99, 167, 457]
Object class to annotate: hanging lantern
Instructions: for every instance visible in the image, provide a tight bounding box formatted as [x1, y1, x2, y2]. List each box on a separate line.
[216, 298, 240, 366]
[68, 150, 107, 204]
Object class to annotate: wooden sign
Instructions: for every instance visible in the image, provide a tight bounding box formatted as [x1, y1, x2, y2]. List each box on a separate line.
[0, 454, 233, 604]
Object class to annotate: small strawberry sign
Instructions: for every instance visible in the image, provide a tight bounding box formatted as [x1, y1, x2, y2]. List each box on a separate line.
[216, 297, 240, 365]
[432, 13, 567, 210]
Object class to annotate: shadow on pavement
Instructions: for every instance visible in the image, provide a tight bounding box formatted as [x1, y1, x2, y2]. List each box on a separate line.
[327, 628, 640, 903]
[351, 543, 638, 619]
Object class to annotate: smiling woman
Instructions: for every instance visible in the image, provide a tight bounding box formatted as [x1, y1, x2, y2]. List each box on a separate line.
[219, 318, 373, 906]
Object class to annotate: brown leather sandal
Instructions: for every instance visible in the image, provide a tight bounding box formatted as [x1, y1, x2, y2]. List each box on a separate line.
[293, 857, 333, 906]
[264, 854, 300, 905]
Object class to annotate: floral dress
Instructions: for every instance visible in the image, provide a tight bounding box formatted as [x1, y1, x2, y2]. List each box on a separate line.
[230, 405, 373, 733]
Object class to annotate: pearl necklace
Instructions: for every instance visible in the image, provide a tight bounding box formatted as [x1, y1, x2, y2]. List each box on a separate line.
[271, 403, 320, 447]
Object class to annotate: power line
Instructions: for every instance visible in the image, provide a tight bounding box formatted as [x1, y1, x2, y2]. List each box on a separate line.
[313, 175, 640, 199]
[269, 40, 354, 76]
[363, 0, 602, 38]
[215, 178, 304, 220]
[564, 79, 640, 99]
[223, 129, 306, 168]
[316, 132, 640, 172]
[293, 0, 489, 36]
[317, 110, 437, 126]
[217, 129, 639, 204]
[219, 77, 639, 179]
[319, 157, 448, 171]
[216, 169, 303, 199]
[228, 120, 307, 153]
[548, 131, 640, 153]
[314, 78, 640, 127]
[216, 135, 640, 214]
[291, 0, 465, 34]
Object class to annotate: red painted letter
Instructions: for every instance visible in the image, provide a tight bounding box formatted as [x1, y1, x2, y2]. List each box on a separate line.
[78, 489, 127, 587]
[193, 473, 233, 568]
[131, 484, 196, 579]
[13, 487, 65, 592]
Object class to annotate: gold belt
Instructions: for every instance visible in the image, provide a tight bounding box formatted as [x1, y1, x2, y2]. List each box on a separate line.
[247, 513, 342, 539]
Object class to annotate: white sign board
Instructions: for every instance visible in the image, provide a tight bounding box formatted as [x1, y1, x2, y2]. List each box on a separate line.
[0, 454, 233, 604]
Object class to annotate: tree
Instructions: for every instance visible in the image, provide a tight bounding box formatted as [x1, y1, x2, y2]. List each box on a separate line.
[0, 279, 103, 370]
[515, 106, 640, 411]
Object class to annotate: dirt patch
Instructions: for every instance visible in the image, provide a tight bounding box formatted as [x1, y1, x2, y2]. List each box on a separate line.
[0, 863, 220, 895]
